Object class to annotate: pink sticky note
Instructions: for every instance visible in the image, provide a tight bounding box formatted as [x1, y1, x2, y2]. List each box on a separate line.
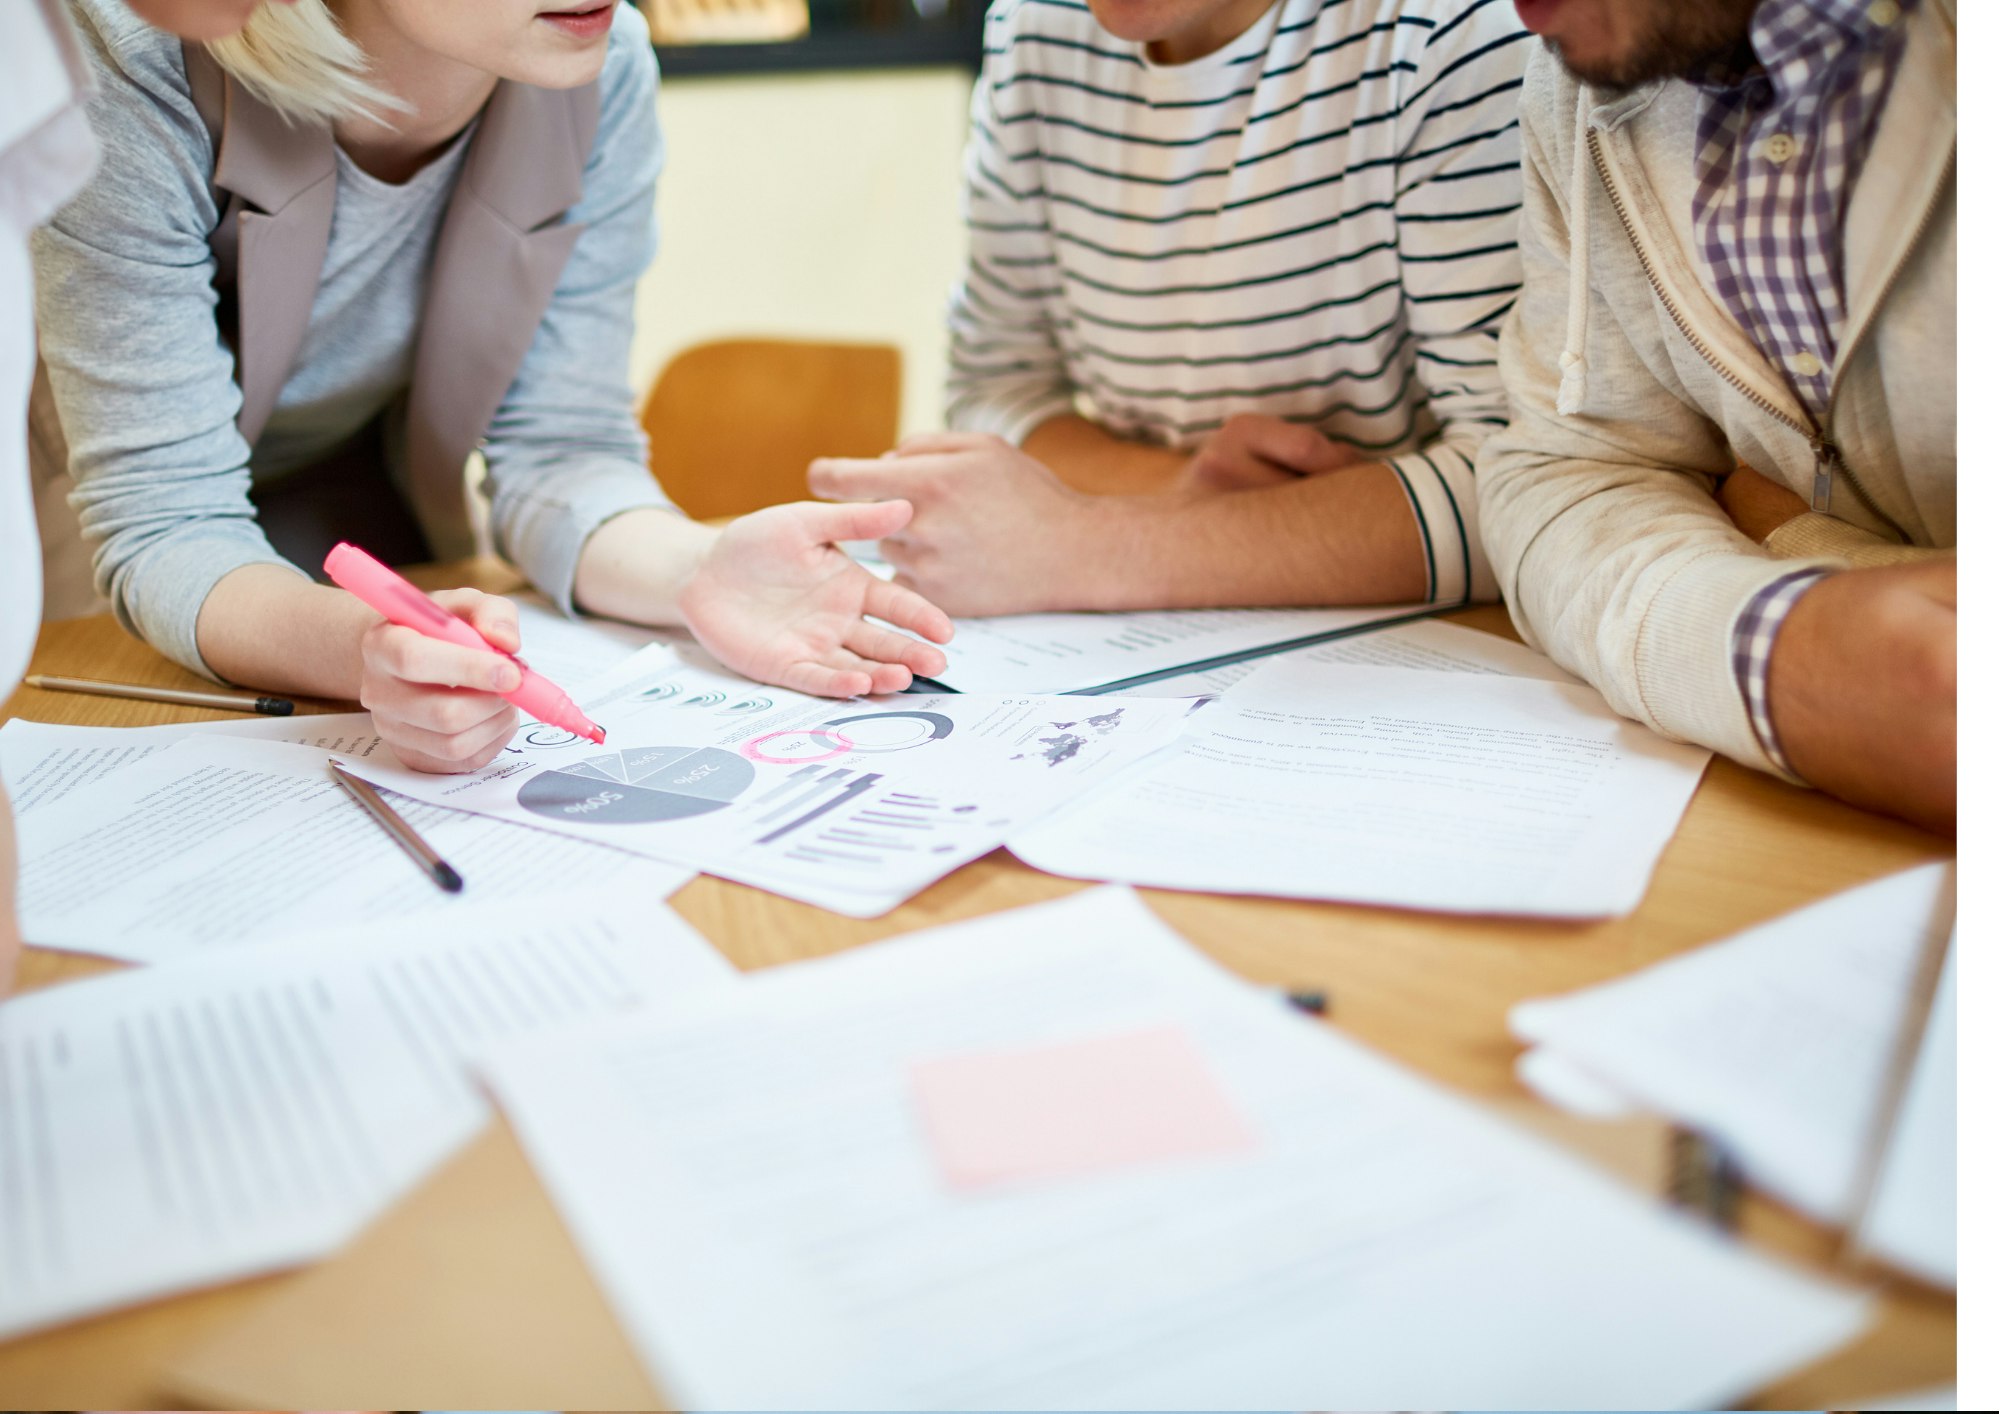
[911, 1025, 1258, 1191]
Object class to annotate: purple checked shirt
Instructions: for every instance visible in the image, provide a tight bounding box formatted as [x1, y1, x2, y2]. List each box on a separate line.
[1690, 0, 1917, 772]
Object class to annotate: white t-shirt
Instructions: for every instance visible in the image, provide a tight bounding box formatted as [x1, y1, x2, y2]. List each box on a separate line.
[1, 0, 97, 697]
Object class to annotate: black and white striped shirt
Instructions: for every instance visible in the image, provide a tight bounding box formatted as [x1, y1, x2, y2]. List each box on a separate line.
[946, 0, 1528, 603]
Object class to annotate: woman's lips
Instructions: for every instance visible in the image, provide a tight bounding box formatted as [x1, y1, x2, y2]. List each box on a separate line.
[538, 4, 617, 40]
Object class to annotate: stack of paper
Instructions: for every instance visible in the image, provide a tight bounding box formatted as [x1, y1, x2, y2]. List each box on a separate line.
[340, 646, 1192, 917]
[1010, 657, 1710, 917]
[0, 893, 733, 1340]
[1511, 863, 1956, 1286]
[480, 888, 1867, 1410]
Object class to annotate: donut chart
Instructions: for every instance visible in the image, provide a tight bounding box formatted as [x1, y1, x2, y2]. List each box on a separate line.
[811, 710, 955, 752]
[518, 746, 753, 825]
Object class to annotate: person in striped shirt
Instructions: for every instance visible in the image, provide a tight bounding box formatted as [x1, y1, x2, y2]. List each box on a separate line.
[811, 0, 1529, 616]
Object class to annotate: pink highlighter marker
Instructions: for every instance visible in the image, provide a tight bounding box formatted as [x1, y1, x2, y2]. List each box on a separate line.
[324, 542, 607, 746]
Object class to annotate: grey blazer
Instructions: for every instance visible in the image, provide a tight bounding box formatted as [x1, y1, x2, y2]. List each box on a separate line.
[179, 44, 599, 556]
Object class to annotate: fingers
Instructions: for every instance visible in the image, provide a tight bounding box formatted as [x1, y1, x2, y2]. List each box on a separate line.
[360, 612, 522, 773]
[1243, 418, 1353, 474]
[783, 494, 920, 546]
[844, 619, 947, 682]
[377, 698, 519, 775]
[363, 668, 514, 739]
[809, 454, 928, 503]
[430, 588, 521, 654]
[893, 430, 1000, 458]
[863, 574, 953, 646]
[773, 656, 876, 700]
[364, 621, 520, 694]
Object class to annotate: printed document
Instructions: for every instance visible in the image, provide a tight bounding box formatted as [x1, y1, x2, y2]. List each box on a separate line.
[480, 888, 1866, 1411]
[0, 892, 732, 1341]
[1511, 863, 1956, 1283]
[1010, 659, 1710, 917]
[924, 603, 1435, 695]
[18, 736, 695, 963]
[2, 714, 384, 814]
[340, 648, 1189, 917]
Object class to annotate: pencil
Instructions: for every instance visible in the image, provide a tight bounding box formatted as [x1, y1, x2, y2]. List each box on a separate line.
[328, 759, 465, 893]
[26, 674, 295, 716]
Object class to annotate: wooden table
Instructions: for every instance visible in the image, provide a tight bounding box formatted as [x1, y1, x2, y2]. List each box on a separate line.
[0, 560, 1956, 1408]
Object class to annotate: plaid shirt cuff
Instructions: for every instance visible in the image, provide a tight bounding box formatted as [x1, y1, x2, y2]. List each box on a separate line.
[1732, 569, 1831, 774]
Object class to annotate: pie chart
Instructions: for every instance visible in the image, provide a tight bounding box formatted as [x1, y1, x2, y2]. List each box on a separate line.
[518, 746, 754, 826]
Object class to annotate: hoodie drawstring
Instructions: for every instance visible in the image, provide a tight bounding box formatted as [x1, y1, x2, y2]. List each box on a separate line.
[1556, 93, 1593, 416]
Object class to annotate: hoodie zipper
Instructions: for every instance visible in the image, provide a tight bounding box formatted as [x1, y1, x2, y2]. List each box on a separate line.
[1586, 127, 1944, 537]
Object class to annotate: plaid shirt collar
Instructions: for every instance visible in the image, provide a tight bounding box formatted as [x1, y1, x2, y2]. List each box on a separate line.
[1691, 0, 1914, 101]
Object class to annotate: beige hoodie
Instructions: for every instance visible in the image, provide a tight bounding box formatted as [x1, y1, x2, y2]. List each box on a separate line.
[1477, 0, 1955, 776]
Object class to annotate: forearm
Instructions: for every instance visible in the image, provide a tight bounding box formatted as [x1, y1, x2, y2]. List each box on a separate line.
[1075, 463, 1427, 610]
[1, 779, 19, 996]
[194, 564, 381, 698]
[1021, 414, 1187, 496]
[572, 507, 720, 628]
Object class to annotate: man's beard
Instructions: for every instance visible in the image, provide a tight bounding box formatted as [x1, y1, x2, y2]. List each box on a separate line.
[1546, 0, 1761, 93]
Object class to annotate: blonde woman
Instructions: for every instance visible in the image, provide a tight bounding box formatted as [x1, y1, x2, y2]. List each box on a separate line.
[31, 0, 951, 777]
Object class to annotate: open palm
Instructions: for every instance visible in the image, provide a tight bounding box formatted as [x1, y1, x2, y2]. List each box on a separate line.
[677, 499, 953, 698]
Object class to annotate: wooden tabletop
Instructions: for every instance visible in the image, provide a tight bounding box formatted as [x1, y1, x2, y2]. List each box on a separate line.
[0, 560, 1956, 1408]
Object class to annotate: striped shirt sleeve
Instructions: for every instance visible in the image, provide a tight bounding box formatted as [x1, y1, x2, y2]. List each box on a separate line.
[944, 4, 1077, 442]
[1382, 0, 1527, 605]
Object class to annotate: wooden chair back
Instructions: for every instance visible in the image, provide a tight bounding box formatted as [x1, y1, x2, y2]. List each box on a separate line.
[639, 338, 903, 519]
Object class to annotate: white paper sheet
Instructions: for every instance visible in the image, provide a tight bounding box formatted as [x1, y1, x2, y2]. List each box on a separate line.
[0, 890, 733, 1341]
[1120, 618, 1583, 699]
[923, 602, 1436, 695]
[480, 888, 1867, 1411]
[1, 713, 384, 814]
[338, 648, 1190, 917]
[1010, 659, 1710, 917]
[1856, 936, 1956, 1288]
[1516, 1046, 1639, 1120]
[18, 736, 696, 963]
[1511, 863, 1956, 1283]
[505, 591, 673, 690]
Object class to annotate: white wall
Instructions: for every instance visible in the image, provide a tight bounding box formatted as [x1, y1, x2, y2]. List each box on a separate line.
[632, 68, 975, 436]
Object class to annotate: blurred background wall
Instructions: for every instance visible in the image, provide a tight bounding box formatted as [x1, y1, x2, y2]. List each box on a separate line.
[631, 2, 982, 437]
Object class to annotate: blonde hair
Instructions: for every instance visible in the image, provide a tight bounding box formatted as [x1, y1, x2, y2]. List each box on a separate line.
[203, 0, 401, 125]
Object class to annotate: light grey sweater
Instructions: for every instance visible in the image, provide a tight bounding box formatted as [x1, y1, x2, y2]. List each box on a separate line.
[31, 0, 672, 678]
[1476, 0, 1954, 774]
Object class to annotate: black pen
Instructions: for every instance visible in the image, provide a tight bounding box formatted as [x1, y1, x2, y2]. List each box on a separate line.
[26, 673, 294, 716]
[328, 759, 464, 893]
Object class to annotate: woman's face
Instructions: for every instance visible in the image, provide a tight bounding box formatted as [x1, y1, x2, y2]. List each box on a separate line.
[341, 0, 621, 91]
[123, 0, 288, 42]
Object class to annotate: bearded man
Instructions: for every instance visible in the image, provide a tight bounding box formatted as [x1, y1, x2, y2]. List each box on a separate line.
[1479, 0, 1955, 832]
